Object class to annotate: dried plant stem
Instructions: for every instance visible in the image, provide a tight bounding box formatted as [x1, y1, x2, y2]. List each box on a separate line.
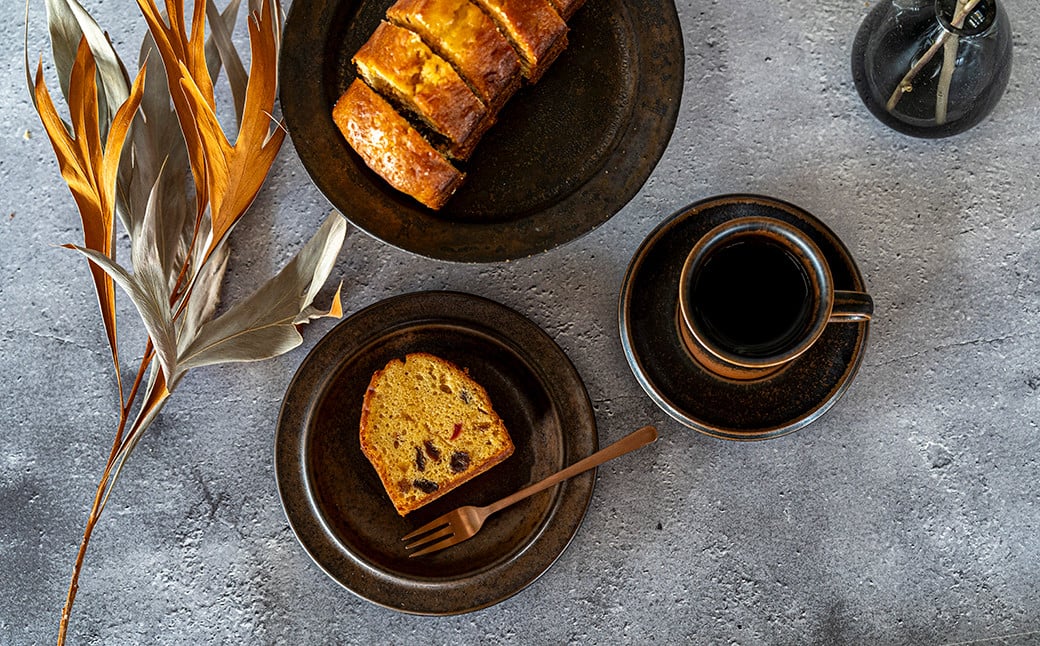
[935, 27, 961, 123]
[885, 0, 983, 113]
[58, 343, 155, 646]
[37, 3, 334, 642]
[58, 195, 207, 643]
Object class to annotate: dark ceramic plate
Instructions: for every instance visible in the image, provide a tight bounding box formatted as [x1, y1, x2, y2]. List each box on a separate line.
[619, 195, 871, 441]
[275, 291, 597, 614]
[279, 0, 683, 262]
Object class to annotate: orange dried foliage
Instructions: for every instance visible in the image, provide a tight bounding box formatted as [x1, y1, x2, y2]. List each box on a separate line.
[136, 0, 285, 263]
[33, 39, 147, 383]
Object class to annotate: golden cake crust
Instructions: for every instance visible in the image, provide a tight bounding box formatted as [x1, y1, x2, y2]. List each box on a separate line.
[332, 80, 464, 210]
[387, 0, 521, 111]
[547, 0, 584, 21]
[469, 0, 568, 82]
[353, 21, 490, 159]
[359, 353, 515, 516]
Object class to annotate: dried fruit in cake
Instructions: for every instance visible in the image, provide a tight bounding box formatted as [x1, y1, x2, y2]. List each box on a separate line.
[386, 0, 522, 112]
[360, 353, 515, 516]
[468, 0, 568, 83]
[353, 21, 491, 160]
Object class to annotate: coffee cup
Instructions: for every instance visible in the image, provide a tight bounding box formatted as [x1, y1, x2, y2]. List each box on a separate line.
[677, 216, 873, 381]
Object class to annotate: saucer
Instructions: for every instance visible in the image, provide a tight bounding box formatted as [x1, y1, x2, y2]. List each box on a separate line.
[618, 195, 870, 440]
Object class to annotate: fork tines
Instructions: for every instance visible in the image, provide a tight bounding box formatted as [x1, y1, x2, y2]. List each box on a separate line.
[402, 518, 457, 557]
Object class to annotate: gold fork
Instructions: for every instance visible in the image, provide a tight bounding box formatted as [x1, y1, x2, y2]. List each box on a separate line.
[402, 425, 658, 557]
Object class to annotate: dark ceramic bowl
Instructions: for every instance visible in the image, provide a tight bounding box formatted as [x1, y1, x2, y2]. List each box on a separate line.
[279, 0, 683, 261]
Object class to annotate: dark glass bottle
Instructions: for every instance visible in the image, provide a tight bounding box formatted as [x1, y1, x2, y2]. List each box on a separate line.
[851, 0, 1013, 137]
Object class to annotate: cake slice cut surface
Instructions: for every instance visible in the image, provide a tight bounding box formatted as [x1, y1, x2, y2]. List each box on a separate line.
[546, 0, 585, 21]
[387, 0, 521, 112]
[332, 79, 464, 210]
[468, 0, 568, 83]
[360, 353, 515, 516]
[353, 21, 490, 160]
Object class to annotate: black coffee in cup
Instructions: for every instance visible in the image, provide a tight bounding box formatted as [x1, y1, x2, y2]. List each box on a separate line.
[678, 214, 872, 381]
[688, 238, 813, 358]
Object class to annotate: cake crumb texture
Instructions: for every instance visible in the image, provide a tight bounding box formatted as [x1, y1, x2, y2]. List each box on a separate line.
[360, 353, 515, 515]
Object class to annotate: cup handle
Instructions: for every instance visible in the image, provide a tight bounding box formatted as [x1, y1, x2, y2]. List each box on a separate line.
[830, 291, 873, 322]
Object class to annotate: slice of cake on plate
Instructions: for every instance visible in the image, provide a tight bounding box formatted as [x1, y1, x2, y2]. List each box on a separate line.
[360, 353, 515, 516]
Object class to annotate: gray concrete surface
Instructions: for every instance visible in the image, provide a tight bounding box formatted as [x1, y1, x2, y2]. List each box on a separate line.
[3, 0, 1039, 644]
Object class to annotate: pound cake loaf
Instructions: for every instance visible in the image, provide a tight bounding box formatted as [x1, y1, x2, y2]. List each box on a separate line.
[333, 80, 464, 210]
[353, 21, 490, 160]
[360, 353, 515, 516]
[335, 0, 583, 208]
[387, 0, 522, 113]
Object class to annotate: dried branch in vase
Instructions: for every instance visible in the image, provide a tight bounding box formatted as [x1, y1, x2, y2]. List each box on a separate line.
[25, 1, 346, 643]
[851, 0, 1013, 138]
[884, 0, 982, 115]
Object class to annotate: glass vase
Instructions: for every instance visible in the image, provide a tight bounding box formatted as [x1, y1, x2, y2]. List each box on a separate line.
[851, 0, 1013, 137]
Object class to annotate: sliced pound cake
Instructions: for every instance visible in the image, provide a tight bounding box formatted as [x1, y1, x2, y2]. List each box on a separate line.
[546, 0, 585, 21]
[333, 80, 464, 210]
[386, 0, 521, 113]
[353, 21, 491, 160]
[360, 353, 515, 516]
[468, 0, 568, 83]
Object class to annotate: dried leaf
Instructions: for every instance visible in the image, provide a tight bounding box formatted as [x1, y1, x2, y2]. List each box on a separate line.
[122, 111, 192, 290]
[132, 159, 177, 281]
[176, 231, 229, 358]
[205, 0, 248, 125]
[100, 372, 170, 513]
[177, 212, 346, 372]
[32, 42, 147, 383]
[173, 0, 285, 262]
[249, 0, 282, 57]
[117, 0, 244, 261]
[294, 282, 344, 325]
[135, 0, 213, 217]
[43, 0, 130, 137]
[116, 31, 190, 246]
[65, 245, 179, 384]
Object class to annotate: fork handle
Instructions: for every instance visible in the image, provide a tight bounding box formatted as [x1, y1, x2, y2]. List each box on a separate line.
[484, 425, 658, 516]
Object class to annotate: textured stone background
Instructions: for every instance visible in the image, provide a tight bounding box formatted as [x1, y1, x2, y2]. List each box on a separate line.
[3, 0, 1039, 644]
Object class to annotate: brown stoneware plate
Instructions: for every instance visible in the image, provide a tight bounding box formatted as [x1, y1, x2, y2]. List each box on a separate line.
[619, 195, 871, 441]
[275, 291, 597, 614]
[279, 0, 683, 262]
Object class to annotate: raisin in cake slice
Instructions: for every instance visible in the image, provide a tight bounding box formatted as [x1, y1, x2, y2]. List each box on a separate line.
[360, 353, 515, 516]
[353, 21, 491, 160]
[468, 0, 568, 83]
[333, 80, 464, 210]
[387, 0, 521, 113]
